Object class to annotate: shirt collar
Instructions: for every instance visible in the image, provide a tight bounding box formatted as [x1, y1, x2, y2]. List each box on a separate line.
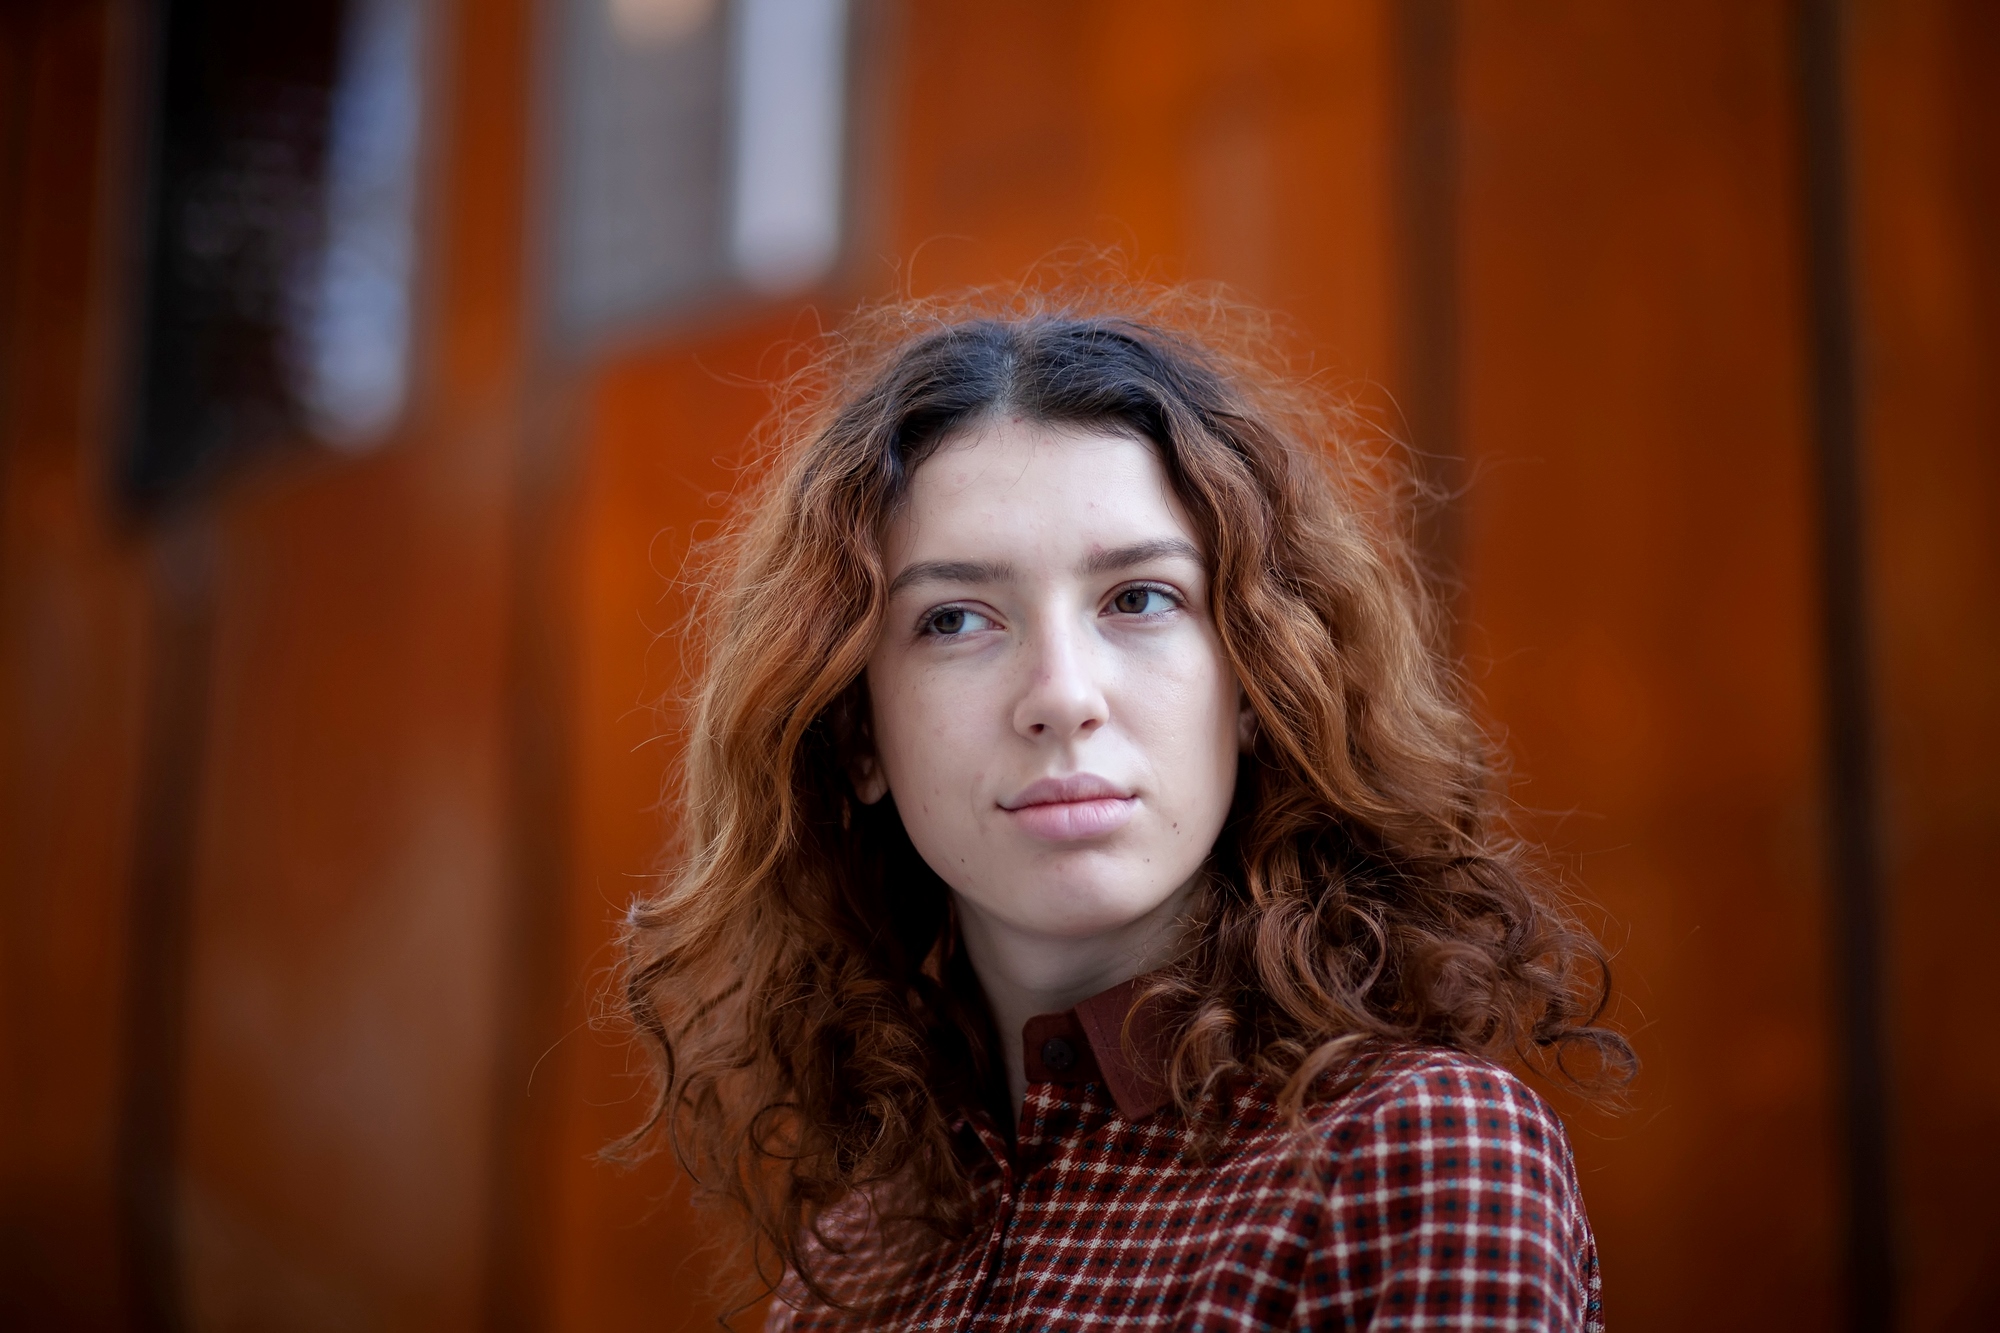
[1019, 974, 1174, 1121]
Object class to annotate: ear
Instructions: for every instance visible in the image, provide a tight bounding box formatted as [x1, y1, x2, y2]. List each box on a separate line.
[1236, 689, 1258, 753]
[851, 749, 889, 805]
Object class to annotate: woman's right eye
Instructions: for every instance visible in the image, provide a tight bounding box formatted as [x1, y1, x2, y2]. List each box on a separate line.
[919, 606, 991, 637]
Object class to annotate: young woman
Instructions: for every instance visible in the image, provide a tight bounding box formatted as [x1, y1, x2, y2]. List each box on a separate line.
[619, 286, 1632, 1331]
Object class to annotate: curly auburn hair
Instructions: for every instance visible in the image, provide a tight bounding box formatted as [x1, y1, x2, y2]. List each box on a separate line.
[616, 280, 1632, 1304]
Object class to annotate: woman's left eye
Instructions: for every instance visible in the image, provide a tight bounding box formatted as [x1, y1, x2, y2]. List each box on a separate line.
[1108, 585, 1179, 616]
[919, 605, 993, 637]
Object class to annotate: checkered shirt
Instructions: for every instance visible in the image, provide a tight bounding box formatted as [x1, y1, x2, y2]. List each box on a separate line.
[765, 981, 1602, 1332]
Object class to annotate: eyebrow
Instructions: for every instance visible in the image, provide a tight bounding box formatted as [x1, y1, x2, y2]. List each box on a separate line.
[886, 559, 1016, 595]
[1080, 537, 1202, 575]
[885, 538, 1202, 596]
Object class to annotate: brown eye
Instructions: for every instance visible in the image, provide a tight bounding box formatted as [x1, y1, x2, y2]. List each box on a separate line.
[918, 605, 993, 637]
[1112, 586, 1171, 615]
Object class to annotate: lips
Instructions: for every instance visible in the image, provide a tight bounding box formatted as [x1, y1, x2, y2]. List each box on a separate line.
[1000, 773, 1137, 841]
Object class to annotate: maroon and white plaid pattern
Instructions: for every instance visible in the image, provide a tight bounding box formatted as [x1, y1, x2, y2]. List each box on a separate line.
[767, 1045, 1603, 1331]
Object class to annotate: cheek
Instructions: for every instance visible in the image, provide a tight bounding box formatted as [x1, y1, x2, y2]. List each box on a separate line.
[869, 663, 980, 795]
[1127, 640, 1242, 801]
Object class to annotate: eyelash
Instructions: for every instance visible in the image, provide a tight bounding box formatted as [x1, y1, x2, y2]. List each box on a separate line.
[913, 583, 1184, 638]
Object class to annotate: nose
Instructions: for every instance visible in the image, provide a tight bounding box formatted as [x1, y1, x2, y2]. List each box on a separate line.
[1012, 617, 1108, 741]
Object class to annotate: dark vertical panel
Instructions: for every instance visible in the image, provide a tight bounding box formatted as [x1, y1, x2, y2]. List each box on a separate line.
[0, 2, 34, 533]
[482, 381, 579, 1333]
[0, 1, 146, 1324]
[1799, 1, 1894, 1328]
[1853, 1, 2000, 1322]
[1393, 0, 1461, 611]
[116, 523, 215, 1333]
[473, 0, 562, 1328]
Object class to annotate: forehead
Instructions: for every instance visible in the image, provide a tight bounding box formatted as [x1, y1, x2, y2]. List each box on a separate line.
[889, 418, 1196, 558]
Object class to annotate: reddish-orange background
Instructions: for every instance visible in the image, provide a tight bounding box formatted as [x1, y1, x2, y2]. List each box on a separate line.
[3, 2, 1995, 1329]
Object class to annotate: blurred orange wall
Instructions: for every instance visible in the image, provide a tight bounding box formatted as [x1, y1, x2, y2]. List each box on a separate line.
[1, 0, 536, 1325]
[2, 2, 1994, 1331]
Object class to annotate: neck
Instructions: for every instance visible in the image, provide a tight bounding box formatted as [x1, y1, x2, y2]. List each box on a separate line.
[954, 876, 1196, 1120]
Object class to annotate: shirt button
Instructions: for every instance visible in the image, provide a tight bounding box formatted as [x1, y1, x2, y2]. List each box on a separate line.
[1041, 1036, 1078, 1073]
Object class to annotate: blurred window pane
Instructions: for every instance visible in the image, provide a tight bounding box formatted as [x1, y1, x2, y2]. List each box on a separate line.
[553, 0, 729, 335]
[130, 0, 427, 505]
[295, 0, 424, 448]
[730, 0, 848, 293]
[550, 0, 849, 343]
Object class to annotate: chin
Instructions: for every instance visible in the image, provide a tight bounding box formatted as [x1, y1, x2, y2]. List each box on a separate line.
[996, 873, 1190, 941]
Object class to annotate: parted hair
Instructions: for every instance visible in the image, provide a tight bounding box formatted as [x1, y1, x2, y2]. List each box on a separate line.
[616, 280, 1632, 1305]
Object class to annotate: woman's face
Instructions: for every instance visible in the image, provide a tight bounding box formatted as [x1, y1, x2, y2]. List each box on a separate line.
[862, 415, 1246, 971]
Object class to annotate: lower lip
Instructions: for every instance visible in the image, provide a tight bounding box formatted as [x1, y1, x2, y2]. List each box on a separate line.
[1004, 797, 1137, 840]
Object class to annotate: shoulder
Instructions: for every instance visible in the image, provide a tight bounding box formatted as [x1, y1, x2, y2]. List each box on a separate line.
[1336, 1040, 1568, 1112]
[1292, 1048, 1603, 1328]
[1307, 1045, 1590, 1223]
[1321, 1046, 1573, 1152]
